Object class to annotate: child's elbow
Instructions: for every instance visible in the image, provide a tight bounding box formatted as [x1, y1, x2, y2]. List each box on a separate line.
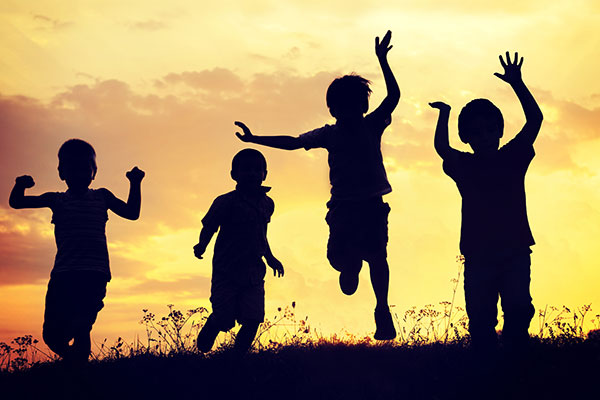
[8, 198, 22, 209]
[531, 112, 543, 129]
[124, 209, 141, 220]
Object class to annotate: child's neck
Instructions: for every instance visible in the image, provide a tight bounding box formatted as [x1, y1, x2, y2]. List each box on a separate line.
[236, 183, 265, 195]
[67, 186, 90, 196]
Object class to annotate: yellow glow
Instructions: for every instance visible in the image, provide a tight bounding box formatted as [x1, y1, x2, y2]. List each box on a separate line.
[1, 1, 600, 347]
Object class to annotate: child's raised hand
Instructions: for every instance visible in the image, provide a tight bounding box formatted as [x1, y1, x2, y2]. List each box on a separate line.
[429, 102, 451, 112]
[267, 256, 284, 278]
[15, 175, 35, 188]
[234, 121, 254, 142]
[375, 30, 393, 59]
[126, 167, 145, 183]
[494, 51, 523, 85]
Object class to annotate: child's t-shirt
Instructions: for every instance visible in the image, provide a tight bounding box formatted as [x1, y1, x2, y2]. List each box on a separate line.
[202, 187, 274, 285]
[297, 110, 392, 201]
[50, 189, 110, 278]
[442, 137, 535, 256]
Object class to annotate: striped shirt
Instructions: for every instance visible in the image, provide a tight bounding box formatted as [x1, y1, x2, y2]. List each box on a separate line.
[50, 189, 110, 279]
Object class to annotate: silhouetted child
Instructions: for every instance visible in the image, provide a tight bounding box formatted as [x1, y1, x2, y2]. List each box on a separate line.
[9, 139, 145, 364]
[430, 52, 543, 354]
[193, 149, 284, 353]
[234, 30, 400, 340]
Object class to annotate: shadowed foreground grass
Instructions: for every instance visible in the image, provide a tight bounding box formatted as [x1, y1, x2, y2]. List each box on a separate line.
[1, 337, 599, 400]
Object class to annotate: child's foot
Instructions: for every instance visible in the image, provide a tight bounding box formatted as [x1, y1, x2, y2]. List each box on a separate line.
[374, 306, 396, 340]
[339, 270, 359, 295]
[197, 330, 215, 353]
[196, 318, 220, 353]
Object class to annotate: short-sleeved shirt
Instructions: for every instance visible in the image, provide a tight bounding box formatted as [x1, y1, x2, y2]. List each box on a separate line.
[298, 111, 393, 201]
[202, 187, 274, 285]
[50, 189, 111, 279]
[443, 138, 535, 256]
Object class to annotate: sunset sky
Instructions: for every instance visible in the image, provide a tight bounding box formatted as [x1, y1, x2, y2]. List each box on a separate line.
[1, 1, 600, 348]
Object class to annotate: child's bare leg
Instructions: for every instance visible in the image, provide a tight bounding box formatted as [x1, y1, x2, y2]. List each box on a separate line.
[368, 254, 390, 309]
[70, 329, 92, 363]
[197, 314, 221, 353]
[368, 254, 396, 340]
[234, 321, 260, 353]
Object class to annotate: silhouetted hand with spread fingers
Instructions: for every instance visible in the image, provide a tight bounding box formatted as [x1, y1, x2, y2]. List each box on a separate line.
[494, 51, 523, 86]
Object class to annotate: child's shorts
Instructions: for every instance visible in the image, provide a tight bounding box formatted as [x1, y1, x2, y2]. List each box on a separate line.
[43, 271, 108, 339]
[325, 196, 391, 270]
[210, 277, 265, 331]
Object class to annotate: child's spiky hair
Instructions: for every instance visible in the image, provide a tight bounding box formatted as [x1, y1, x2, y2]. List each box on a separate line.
[326, 74, 372, 116]
[458, 98, 504, 144]
[58, 138, 97, 174]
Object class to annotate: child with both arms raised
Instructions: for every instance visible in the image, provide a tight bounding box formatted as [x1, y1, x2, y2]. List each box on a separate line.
[234, 30, 400, 340]
[9, 139, 145, 364]
[430, 52, 543, 354]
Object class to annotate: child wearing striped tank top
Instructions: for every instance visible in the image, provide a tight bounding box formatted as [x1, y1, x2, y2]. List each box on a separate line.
[9, 139, 145, 365]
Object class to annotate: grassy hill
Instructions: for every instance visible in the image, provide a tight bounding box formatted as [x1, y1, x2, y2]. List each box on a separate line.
[2, 337, 599, 400]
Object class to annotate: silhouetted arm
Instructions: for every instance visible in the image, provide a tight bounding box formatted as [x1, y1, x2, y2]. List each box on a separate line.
[494, 52, 543, 146]
[371, 30, 400, 118]
[105, 167, 145, 220]
[264, 233, 284, 278]
[430, 102, 460, 160]
[234, 121, 302, 150]
[9, 176, 55, 209]
[193, 226, 216, 259]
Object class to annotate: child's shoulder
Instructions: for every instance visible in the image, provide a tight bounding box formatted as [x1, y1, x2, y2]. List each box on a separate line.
[210, 190, 238, 207]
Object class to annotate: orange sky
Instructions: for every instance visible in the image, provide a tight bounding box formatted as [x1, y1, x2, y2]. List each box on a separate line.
[1, 1, 600, 347]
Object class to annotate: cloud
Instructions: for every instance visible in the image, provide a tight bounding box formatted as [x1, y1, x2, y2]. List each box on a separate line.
[0, 68, 338, 292]
[32, 14, 73, 31]
[156, 68, 244, 93]
[129, 20, 168, 31]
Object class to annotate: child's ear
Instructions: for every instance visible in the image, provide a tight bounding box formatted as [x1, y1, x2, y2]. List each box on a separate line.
[361, 99, 369, 114]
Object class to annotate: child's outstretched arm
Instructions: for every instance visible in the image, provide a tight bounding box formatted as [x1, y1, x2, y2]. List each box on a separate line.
[264, 235, 284, 277]
[494, 51, 543, 146]
[105, 167, 145, 220]
[372, 30, 400, 117]
[235, 121, 302, 150]
[430, 102, 459, 160]
[9, 176, 55, 209]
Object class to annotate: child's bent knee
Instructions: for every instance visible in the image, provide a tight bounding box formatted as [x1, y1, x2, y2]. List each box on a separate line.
[327, 250, 361, 273]
[209, 314, 235, 332]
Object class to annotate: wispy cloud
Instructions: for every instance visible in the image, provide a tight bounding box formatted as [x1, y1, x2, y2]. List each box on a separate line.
[32, 14, 72, 31]
[129, 19, 168, 31]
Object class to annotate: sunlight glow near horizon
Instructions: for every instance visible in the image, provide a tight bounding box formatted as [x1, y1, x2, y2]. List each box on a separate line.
[1, 1, 600, 347]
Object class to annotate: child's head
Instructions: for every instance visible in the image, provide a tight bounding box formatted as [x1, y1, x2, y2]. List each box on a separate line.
[58, 139, 97, 190]
[231, 148, 267, 187]
[458, 99, 504, 154]
[326, 74, 372, 121]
